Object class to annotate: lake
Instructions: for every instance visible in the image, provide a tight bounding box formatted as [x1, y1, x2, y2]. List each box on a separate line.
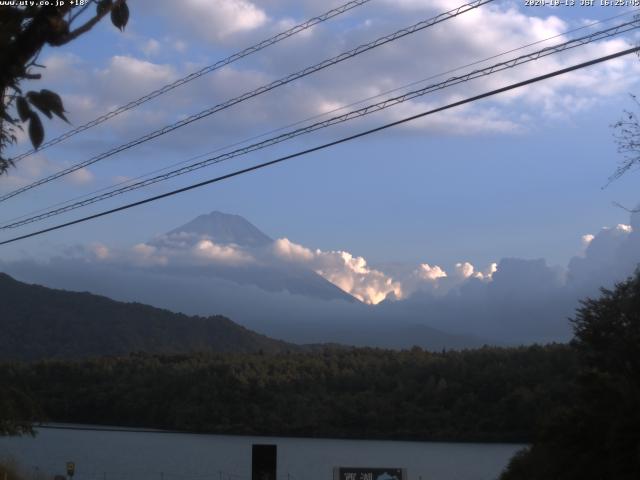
[0, 426, 524, 480]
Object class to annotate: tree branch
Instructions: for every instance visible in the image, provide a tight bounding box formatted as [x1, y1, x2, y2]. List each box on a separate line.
[54, 0, 124, 46]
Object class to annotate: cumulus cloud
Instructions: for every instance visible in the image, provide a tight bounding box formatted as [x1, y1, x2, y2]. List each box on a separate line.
[0, 154, 90, 191]
[581, 234, 595, 246]
[453, 261, 497, 281]
[272, 238, 314, 262]
[89, 243, 111, 261]
[194, 239, 254, 264]
[568, 221, 639, 291]
[416, 263, 447, 281]
[131, 243, 168, 267]
[145, 0, 268, 42]
[0, 155, 55, 191]
[5, 206, 640, 346]
[273, 238, 402, 304]
[75, 231, 255, 270]
[97, 56, 177, 99]
[142, 233, 253, 266]
[67, 168, 95, 185]
[455, 261, 475, 279]
[10, 0, 636, 184]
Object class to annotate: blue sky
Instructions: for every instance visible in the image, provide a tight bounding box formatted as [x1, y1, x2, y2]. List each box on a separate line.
[2, 0, 640, 277]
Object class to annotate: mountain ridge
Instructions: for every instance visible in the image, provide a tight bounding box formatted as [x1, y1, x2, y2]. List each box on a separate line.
[0, 272, 297, 361]
[157, 210, 357, 303]
[166, 211, 273, 247]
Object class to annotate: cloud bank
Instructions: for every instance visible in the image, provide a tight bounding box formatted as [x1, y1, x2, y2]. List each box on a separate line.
[3, 208, 640, 345]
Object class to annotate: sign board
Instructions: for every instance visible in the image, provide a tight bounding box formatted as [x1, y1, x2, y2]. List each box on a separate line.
[333, 467, 406, 480]
[252, 444, 277, 480]
[66, 462, 75, 477]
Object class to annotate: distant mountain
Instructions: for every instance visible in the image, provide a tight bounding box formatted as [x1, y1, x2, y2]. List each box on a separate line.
[156, 211, 356, 302]
[167, 211, 273, 247]
[0, 273, 296, 361]
[0, 211, 499, 352]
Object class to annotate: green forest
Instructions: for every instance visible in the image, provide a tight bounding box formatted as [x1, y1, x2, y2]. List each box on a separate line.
[0, 272, 295, 361]
[2, 344, 575, 442]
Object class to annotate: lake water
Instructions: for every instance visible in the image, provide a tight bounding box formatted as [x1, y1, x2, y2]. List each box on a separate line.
[0, 426, 524, 480]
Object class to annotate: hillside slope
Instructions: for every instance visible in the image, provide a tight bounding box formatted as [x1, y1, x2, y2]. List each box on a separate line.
[0, 273, 295, 360]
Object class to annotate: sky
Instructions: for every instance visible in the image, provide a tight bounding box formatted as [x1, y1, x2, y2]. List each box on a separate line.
[2, 0, 640, 279]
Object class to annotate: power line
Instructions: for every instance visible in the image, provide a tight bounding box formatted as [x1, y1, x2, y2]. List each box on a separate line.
[0, 0, 495, 203]
[3, 18, 638, 230]
[1, 46, 637, 246]
[4, 8, 635, 228]
[9, 0, 374, 163]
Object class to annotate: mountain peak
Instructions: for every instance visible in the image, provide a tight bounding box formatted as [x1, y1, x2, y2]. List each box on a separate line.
[168, 211, 273, 247]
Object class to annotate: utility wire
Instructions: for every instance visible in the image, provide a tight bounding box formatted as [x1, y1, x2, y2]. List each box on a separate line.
[1, 46, 637, 246]
[3, 8, 635, 228]
[2, 19, 638, 230]
[9, 0, 374, 163]
[0, 0, 494, 203]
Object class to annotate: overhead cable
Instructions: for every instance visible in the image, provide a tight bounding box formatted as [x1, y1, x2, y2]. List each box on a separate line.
[2, 18, 637, 230]
[9, 0, 375, 163]
[5, 7, 634, 228]
[0, 0, 495, 203]
[1, 45, 637, 246]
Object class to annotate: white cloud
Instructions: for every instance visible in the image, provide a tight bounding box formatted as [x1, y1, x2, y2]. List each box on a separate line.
[476, 262, 498, 281]
[416, 263, 447, 281]
[194, 239, 254, 264]
[67, 167, 94, 185]
[131, 243, 169, 267]
[455, 261, 475, 279]
[14, 0, 638, 175]
[273, 237, 402, 304]
[453, 261, 496, 281]
[98, 56, 177, 99]
[90, 243, 110, 261]
[141, 39, 161, 57]
[273, 237, 314, 262]
[152, 0, 268, 42]
[0, 154, 59, 191]
[568, 217, 639, 290]
[582, 233, 595, 246]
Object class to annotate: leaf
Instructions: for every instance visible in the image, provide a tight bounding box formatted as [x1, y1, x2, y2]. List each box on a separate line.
[111, 1, 129, 31]
[27, 91, 53, 119]
[34, 89, 69, 123]
[16, 96, 31, 122]
[28, 112, 44, 150]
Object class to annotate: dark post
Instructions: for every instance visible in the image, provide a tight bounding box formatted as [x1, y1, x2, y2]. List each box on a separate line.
[65, 463, 75, 480]
[251, 444, 277, 480]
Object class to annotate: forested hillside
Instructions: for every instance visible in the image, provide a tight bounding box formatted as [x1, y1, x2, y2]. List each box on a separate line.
[0, 273, 294, 360]
[2, 345, 576, 442]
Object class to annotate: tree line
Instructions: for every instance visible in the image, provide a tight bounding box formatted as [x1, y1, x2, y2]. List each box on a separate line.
[1, 343, 576, 443]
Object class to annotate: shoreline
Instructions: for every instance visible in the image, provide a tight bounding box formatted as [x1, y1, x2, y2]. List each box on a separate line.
[33, 423, 529, 445]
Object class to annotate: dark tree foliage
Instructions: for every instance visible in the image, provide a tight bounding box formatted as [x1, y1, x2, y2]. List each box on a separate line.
[0, 0, 129, 174]
[0, 344, 577, 442]
[611, 93, 640, 190]
[0, 273, 295, 361]
[501, 270, 640, 480]
[0, 378, 41, 436]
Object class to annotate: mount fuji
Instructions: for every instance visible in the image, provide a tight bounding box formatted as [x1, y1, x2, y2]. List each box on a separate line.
[0, 211, 490, 350]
